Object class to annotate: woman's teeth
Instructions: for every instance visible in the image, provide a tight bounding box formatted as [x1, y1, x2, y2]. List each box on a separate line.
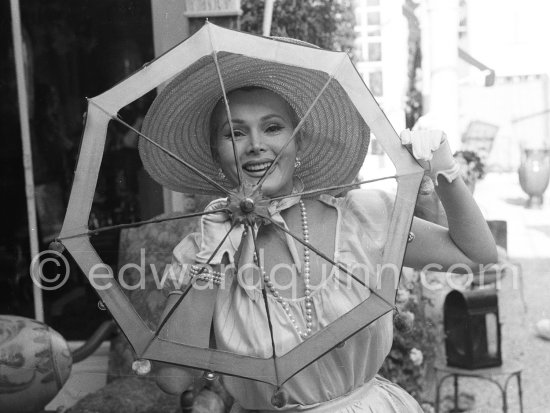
[244, 162, 272, 172]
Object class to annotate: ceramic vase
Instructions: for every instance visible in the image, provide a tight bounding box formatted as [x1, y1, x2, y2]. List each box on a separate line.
[518, 148, 550, 208]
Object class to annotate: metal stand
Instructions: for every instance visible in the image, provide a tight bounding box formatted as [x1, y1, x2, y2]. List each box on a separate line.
[434, 361, 523, 413]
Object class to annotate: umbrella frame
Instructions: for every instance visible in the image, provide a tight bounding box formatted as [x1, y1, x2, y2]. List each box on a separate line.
[59, 22, 424, 386]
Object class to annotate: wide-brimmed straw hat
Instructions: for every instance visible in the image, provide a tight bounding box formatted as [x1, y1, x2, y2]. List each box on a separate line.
[139, 38, 370, 195]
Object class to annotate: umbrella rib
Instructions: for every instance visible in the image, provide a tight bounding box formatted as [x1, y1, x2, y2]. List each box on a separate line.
[250, 223, 281, 385]
[88, 100, 230, 195]
[254, 54, 348, 191]
[262, 215, 395, 310]
[152, 220, 239, 339]
[56, 209, 231, 242]
[267, 175, 400, 202]
[208, 24, 244, 188]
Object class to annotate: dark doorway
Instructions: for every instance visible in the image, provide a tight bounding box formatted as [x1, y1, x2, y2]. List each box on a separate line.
[2, 0, 155, 340]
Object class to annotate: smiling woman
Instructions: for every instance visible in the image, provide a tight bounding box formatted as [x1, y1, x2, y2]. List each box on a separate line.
[130, 28, 498, 413]
[210, 88, 300, 197]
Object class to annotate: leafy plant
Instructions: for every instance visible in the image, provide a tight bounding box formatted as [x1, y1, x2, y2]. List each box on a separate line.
[380, 272, 439, 404]
[454, 150, 486, 180]
[240, 0, 357, 58]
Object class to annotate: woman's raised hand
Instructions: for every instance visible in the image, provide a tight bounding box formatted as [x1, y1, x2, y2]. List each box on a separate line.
[399, 129, 460, 185]
[195, 198, 238, 264]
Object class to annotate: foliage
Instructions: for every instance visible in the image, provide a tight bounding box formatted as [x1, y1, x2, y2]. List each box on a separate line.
[454, 150, 486, 180]
[379, 272, 439, 403]
[240, 0, 357, 58]
[403, 0, 423, 129]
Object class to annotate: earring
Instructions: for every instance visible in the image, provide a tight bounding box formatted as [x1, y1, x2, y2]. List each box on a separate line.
[294, 157, 302, 169]
[217, 168, 226, 180]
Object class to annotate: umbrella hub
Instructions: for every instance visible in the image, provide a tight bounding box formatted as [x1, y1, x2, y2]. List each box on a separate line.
[227, 185, 269, 226]
[240, 198, 256, 213]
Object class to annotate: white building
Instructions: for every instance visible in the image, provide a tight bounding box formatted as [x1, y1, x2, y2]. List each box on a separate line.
[355, 0, 550, 171]
[354, 0, 410, 180]
[458, 0, 550, 170]
[354, 0, 409, 134]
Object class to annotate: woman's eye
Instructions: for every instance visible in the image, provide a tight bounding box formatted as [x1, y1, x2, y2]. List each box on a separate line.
[265, 124, 284, 134]
[223, 130, 245, 139]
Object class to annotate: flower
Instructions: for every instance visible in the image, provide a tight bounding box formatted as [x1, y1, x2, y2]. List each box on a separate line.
[409, 348, 424, 366]
[396, 288, 411, 306]
[394, 310, 415, 333]
[381, 270, 439, 403]
[402, 310, 415, 324]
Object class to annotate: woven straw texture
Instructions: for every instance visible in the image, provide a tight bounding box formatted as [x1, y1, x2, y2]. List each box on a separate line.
[139, 52, 370, 195]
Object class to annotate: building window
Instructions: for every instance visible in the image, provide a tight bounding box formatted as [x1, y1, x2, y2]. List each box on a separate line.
[367, 11, 381, 25]
[458, 0, 468, 39]
[369, 71, 383, 96]
[366, 26, 381, 36]
[368, 42, 382, 61]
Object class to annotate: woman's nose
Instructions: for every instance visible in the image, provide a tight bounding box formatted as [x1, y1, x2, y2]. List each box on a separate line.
[247, 131, 265, 154]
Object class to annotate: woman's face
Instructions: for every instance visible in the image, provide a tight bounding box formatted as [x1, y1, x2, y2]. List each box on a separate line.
[211, 88, 301, 197]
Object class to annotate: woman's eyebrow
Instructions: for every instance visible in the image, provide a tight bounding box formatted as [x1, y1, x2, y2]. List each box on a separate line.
[218, 114, 290, 131]
[219, 119, 246, 129]
[260, 114, 290, 122]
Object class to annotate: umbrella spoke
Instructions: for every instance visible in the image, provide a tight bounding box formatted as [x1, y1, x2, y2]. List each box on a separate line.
[262, 215, 395, 310]
[88, 100, 230, 195]
[254, 55, 347, 191]
[153, 220, 239, 339]
[59, 22, 424, 384]
[250, 224, 281, 383]
[56, 209, 231, 242]
[267, 175, 400, 202]
[208, 25, 244, 188]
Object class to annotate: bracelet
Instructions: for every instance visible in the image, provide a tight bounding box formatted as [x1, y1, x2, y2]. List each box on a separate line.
[190, 265, 225, 286]
[432, 161, 461, 186]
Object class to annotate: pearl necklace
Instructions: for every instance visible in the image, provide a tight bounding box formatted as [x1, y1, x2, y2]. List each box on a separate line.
[256, 200, 314, 339]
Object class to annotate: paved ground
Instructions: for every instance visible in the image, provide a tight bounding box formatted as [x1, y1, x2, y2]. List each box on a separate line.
[437, 172, 550, 412]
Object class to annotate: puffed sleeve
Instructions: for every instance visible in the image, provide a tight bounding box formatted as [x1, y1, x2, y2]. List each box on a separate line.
[328, 188, 396, 289]
[162, 232, 202, 295]
[343, 188, 395, 254]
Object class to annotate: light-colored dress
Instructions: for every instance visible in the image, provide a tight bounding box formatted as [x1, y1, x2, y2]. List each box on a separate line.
[169, 189, 423, 413]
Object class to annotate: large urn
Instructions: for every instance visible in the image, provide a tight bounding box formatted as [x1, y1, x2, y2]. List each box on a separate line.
[518, 148, 550, 208]
[0, 316, 72, 412]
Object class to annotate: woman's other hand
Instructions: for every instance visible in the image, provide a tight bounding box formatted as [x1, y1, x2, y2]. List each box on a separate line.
[400, 129, 498, 270]
[156, 363, 198, 394]
[399, 129, 460, 186]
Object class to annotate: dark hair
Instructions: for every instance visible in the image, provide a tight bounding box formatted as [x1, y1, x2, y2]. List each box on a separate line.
[208, 87, 301, 161]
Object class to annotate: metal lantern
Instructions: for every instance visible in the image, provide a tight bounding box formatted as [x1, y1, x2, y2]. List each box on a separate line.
[444, 289, 502, 369]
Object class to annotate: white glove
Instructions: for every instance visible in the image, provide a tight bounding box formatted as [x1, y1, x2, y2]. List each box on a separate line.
[399, 129, 460, 185]
[195, 198, 242, 265]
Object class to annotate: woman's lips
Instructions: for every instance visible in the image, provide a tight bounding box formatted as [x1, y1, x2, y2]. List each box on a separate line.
[243, 161, 273, 174]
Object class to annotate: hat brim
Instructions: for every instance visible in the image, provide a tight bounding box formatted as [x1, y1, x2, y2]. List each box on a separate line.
[139, 51, 370, 195]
